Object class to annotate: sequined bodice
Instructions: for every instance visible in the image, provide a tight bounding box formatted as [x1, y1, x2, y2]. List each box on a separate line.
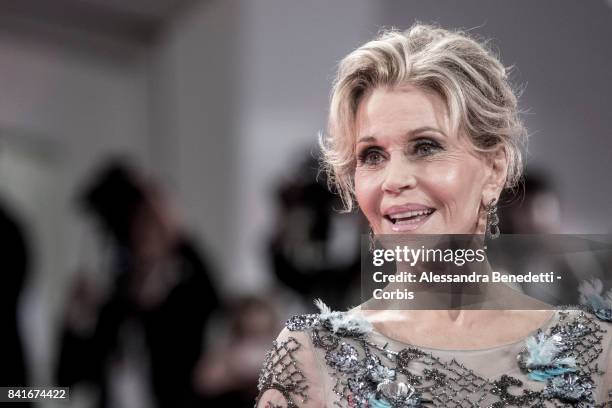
[256, 305, 612, 408]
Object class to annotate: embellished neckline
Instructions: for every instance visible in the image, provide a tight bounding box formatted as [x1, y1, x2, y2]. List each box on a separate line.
[270, 302, 608, 407]
[365, 310, 560, 353]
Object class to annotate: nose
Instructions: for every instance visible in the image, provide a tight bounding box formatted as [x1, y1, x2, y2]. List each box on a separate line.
[381, 153, 417, 194]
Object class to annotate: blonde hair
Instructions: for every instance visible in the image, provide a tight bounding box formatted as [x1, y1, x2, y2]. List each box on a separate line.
[320, 23, 527, 212]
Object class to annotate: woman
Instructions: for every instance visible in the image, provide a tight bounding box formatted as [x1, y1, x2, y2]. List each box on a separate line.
[256, 24, 612, 407]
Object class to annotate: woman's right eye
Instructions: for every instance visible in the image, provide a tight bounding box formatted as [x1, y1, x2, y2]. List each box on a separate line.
[357, 147, 386, 167]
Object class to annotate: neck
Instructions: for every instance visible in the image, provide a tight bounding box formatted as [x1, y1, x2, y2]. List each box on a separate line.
[365, 234, 551, 312]
[395, 257, 497, 309]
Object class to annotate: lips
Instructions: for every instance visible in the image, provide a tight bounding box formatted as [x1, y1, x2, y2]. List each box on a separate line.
[382, 204, 436, 232]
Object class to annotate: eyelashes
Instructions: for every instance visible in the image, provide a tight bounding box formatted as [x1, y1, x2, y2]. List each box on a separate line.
[356, 137, 444, 167]
[357, 147, 386, 166]
[413, 138, 443, 156]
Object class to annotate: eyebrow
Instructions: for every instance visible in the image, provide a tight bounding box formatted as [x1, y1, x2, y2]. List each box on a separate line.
[357, 126, 447, 143]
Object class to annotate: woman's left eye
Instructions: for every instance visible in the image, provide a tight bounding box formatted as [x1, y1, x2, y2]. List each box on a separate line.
[413, 138, 443, 156]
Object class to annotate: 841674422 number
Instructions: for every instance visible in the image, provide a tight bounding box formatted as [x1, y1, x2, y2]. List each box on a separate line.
[1, 387, 69, 402]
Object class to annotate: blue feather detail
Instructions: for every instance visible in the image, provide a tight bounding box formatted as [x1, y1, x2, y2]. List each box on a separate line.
[528, 366, 576, 381]
[368, 395, 393, 408]
[523, 332, 576, 382]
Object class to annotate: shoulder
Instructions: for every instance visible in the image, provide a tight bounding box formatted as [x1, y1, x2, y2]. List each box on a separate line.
[285, 300, 373, 336]
[553, 305, 612, 343]
[556, 305, 612, 332]
[255, 325, 316, 408]
[553, 306, 612, 403]
[255, 300, 373, 408]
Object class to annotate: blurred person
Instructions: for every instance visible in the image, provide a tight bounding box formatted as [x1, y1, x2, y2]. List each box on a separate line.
[499, 171, 562, 234]
[56, 160, 220, 408]
[497, 172, 566, 303]
[268, 153, 362, 311]
[0, 199, 31, 407]
[255, 24, 612, 407]
[193, 296, 278, 407]
[497, 172, 604, 305]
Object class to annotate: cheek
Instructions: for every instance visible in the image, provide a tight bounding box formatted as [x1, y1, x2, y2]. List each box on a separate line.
[423, 160, 485, 218]
[354, 170, 383, 223]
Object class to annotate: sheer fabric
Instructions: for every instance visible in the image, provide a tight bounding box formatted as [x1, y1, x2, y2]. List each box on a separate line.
[256, 306, 612, 407]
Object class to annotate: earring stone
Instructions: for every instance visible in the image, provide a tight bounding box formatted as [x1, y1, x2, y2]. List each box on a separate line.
[486, 198, 500, 239]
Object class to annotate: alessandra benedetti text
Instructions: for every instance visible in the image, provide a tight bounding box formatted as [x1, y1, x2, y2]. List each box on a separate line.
[371, 271, 558, 300]
[372, 271, 557, 284]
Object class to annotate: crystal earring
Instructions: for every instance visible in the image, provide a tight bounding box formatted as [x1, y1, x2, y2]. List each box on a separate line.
[368, 228, 376, 252]
[486, 198, 500, 239]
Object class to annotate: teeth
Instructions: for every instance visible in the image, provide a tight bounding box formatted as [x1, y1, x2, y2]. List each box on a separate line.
[388, 209, 433, 220]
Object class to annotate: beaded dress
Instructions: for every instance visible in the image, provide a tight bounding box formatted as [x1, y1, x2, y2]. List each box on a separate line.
[255, 302, 612, 408]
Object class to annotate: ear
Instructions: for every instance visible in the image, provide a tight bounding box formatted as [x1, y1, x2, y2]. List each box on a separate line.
[481, 147, 508, 206]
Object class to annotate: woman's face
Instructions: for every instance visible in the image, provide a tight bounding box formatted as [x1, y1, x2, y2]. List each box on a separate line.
[354, 85, 502, 235]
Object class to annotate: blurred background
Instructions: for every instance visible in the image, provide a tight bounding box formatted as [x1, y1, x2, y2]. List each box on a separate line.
[0, 0, 610, 407]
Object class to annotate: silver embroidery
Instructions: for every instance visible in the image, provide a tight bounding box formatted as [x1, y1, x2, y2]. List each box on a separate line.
[280, 307, 609, 407]
[256, 336, 309, 408]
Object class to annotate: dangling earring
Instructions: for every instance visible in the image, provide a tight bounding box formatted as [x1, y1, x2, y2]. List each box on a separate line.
[368, 228, 376, 252]
[486, 198, 500, 239]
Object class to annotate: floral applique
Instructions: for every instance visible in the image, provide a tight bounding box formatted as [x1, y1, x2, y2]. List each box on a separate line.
[543, 373, 595, 403]
[369, 380, 421, 408]
[579, 278, 612, 322]
[516, 309, 607, 406]
[517, 331, 576, 381]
